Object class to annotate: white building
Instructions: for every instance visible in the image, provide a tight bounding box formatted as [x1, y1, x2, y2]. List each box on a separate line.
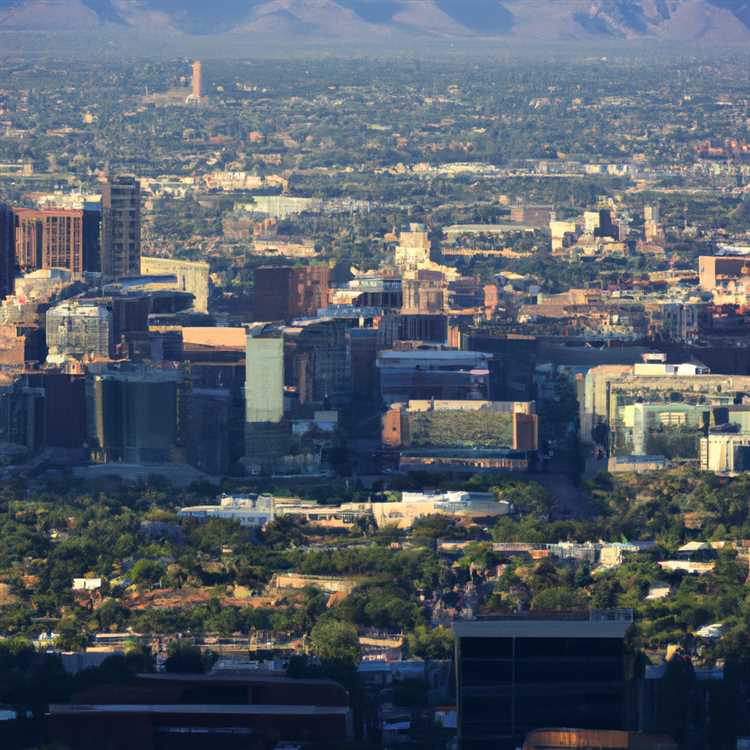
[179, 495, 275, 527]
[373, 490, 511, 529]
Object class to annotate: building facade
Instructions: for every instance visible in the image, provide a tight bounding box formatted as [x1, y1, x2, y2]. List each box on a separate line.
[455, 613, 634, 750]
[46, 301, 112, 361]
[253, 264, 329, 322]
[12, 207, 100, 275]
[101, 176, 141, 278]
[0, 201, 14, 298]
[140, 255, 210, 313]
[87, 365, 184, 464]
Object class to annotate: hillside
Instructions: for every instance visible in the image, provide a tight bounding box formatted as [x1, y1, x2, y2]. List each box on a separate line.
[0, 0, 748, 41]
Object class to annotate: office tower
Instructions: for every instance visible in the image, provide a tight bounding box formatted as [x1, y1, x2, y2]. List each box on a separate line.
[12, 207, 100, 275]
[455, 612, 633, 750]
[283, 318, 351, 409]
[644, 205, 663, 243]
[245, 334, 284, 424]
[0, 201, 14, 299]
[46, 301, 112, 361]
[0, 374, 46, 458]
[245, 331, 288, 474]
[253, 264, 330, 322]
[24, 370, 87, 450]
[185, 387, 232, 475]
[87, 365, 184, 464]
[101, 176, 141, 278]
[192, 60, 203, 100]
[140, 256, 210, 312]
[394, 223, 431, 271]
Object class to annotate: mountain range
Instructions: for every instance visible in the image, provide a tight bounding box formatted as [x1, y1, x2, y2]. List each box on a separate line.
[0, 0, 748, 42]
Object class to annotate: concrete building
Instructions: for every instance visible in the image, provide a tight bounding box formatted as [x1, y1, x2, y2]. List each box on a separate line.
[643, 205, 663, 243]
[510, 204, 554, 228]
[0, 201, 15, 299]
[394, 223, 431, 271]
[455, 611, 634, 750]
[402, 270, 447, 313]
[140, 256, 210, 312]
[372, 490, 511, 529]
[179, 494, 275, 527]
[101, 176, 141, 278]
[46, 300, 112, 362]
[377, 350, 491, 404]
[12, 207, 101, 275]
[86, 364, 185, 464]
[550, 219, 579, 253]
[700, 432, 750, 473]
[698, 255, 750, 291]
[582, 355, 750, 464]
[383, 399, 538, 452]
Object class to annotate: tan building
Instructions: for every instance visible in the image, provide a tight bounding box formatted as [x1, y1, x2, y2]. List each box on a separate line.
[394, 223, 431, 271]
[191, 60, 203, 100]
[698, 255, 750, 291]
[140, 256, 210, 312]
[700, 432, 750, 473]
[372, 490, 511, 529]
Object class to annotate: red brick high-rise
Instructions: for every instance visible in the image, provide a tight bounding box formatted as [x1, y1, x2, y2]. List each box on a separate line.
[12, 207, 100, 275]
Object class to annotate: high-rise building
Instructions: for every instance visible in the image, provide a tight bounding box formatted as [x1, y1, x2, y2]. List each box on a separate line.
[192, 60, 203, 100]
[455, 612, 634, 750]
[86, 364, 185, 464]
[140, 255, 210, 312]
[12, 207, 100, 275]
[245, 331, 288, 474]
[394, 223, 431, 271]
[253, 264, 329, 322]
[101, 176, 141, 278]
[45, 301, 112, 362]
[245, 333, 284, 424]
[0, 201, 14, 299]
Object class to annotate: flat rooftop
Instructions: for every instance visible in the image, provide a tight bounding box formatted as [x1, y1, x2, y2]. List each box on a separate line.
[454, 610, 633, 639]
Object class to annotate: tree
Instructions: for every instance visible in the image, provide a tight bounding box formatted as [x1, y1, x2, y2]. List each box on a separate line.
[407, 625, 454, 660]
[130, 559, 165, 586]
[310, 619, 361, 666]
[164, 642, 206, 674]
[531, 586, 587, 611]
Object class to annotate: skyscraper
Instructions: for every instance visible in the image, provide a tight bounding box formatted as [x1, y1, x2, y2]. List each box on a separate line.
[0, 201, 14, 299]
[101, 176, 141, 278]
[253, 264, 330, 322]
[192, 60, 203, 101]
[12, 207, 100, 275]
[244, 330, 288, 474]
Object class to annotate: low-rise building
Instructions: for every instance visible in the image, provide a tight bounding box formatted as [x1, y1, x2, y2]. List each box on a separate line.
[372, 490, 511, 529]
[179, 494, 275, 527]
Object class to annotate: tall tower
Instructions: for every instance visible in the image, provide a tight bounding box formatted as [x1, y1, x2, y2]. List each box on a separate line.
[0, 201, 14, 299]
[192, 60, 203, 101]
[101, 176, 141, 279]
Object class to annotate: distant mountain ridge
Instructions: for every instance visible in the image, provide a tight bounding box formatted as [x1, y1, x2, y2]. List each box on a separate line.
[0, 0, 749, 41]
